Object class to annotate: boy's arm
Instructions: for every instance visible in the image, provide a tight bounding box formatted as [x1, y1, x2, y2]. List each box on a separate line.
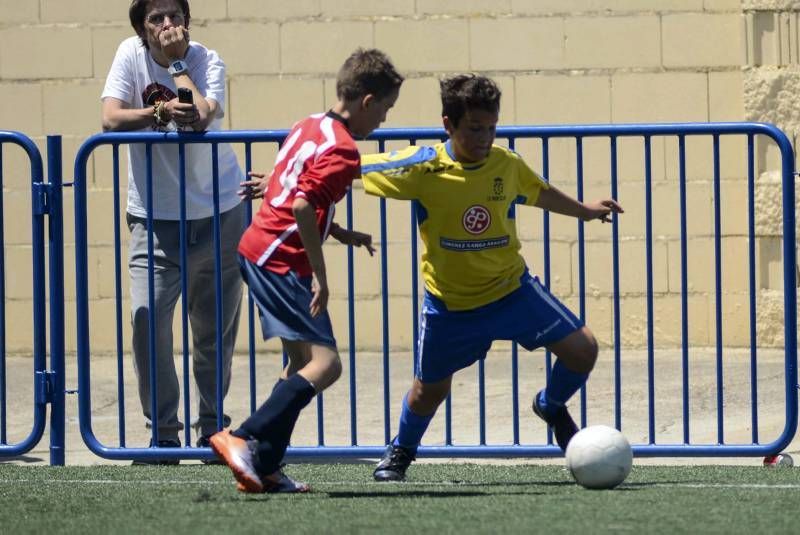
[292, 197, 328, 317]
[329, 223, 376, 256]
[359, 145, 436, 199]
[534, 183, 623, 222]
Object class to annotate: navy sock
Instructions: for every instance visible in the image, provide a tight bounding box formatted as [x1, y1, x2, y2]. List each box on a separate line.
[238, 374, 316, 474]
[540, 360, 589, 416]
[393, 394, 435, 454]
[230, 377, 286, 441]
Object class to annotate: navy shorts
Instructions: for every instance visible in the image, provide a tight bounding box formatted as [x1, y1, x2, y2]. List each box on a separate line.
[239, 255, 336, 347]
[416, 272, 583, 383]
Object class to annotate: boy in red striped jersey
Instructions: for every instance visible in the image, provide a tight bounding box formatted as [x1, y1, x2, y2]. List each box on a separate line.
[211, 48, 403, 493]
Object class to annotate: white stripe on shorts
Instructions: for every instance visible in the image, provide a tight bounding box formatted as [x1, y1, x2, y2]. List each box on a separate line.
[416, 306, 429, 374]
[531, 279, 577, 329]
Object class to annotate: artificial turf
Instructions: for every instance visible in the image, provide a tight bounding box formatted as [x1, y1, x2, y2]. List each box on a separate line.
[0, 463, 798, 534]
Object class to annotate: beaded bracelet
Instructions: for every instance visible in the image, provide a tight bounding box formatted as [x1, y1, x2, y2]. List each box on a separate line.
[153, 101, 170, 127]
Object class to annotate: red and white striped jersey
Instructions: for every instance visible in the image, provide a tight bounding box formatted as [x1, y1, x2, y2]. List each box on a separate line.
[238, 112, 360, 276]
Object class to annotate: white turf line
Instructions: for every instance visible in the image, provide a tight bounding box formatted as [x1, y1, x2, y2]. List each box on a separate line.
[1, 479, 799, 489]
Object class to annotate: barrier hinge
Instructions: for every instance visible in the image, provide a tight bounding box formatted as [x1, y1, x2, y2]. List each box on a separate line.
[35, 371, 57, 405]
[32, 182, 51, 216]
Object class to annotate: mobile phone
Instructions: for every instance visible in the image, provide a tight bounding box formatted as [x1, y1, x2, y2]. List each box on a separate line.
[177, 87, 193, 104]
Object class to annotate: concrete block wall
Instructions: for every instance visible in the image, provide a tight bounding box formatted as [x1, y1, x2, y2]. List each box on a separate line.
[0, 0, 794, 354]
[742, 0, 800, 348]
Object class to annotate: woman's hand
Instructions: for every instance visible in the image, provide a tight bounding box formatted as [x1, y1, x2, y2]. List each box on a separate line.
[239, 171, 269, 200]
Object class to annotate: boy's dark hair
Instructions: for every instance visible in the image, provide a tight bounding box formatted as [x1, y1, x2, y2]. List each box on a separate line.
[440, 74, 501, 127]
[129, 0, 191, 49]
[336, 48, 404, 101]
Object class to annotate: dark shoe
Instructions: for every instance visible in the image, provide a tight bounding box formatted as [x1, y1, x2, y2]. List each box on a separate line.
[532, 391, 578, 451]
[197, 435, 224, 465]
[373, 442, 415, 481]
[132, 439, 181, 466]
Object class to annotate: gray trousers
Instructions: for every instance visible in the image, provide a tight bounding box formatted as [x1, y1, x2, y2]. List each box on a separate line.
[128, 203, 244, 442]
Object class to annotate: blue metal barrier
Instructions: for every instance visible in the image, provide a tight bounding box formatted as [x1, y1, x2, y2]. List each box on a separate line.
[74, 130, 287, 463]
[0, 132, 65, 464]
[69, 123, 797, 463]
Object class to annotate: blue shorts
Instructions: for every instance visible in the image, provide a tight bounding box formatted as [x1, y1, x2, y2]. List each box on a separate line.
[416, 272, 583, 383]
[239, 256, 336, 347]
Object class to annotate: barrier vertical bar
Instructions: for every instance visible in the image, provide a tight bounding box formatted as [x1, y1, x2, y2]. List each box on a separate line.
[145, 143, 159, 445]
[678, 135, 690, 444]
[508, 136, 520, 445]
[610, 136, 622, 431]
[244, 143, 257, 415]
[576, 137, 586, 427]
[410, 199, 419, 379]
[0, 143, 5, 445]
[779, 127, 798, 450]
[644, 136, 655, 444]
[112, 145, 126, 447]
[440, 136, 452, 447]
[747, 135, 759, 443]
[542, 137, 553, 446]
[179, 142, 190, 447]
[75, 135, 92, 459]
[478, 359, 486, 445]
[47, 136, 66, 465]
[31, 135, 48, 455]
[31, 134, 47, 456]
[212, 144, 225, 436]
[410, 138, 419, 381]
[713, 135, 724, 443]
[378, 139, 391, 444]
[347, 187, 357, 445]
[478, 129, 487, 446]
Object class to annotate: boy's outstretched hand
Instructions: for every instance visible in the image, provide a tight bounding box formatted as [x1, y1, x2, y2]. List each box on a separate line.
[582, 199, 624, 223]
[330, 226, 376, 256]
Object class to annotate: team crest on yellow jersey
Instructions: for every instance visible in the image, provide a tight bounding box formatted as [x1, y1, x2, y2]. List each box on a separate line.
[463, 205, 491, 234]
[488, 177, 505, 201]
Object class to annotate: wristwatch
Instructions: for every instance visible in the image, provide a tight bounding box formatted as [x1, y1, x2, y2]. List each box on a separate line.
[167, 60, 188, 76]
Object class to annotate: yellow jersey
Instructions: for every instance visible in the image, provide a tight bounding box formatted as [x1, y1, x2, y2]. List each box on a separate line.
[361, 141, 549, 311]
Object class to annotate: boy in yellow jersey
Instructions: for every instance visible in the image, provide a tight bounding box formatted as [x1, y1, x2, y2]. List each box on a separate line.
[361, 74, 623, 481]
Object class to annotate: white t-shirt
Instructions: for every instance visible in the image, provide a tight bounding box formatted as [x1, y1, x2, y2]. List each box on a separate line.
[101, 36, 242, 220]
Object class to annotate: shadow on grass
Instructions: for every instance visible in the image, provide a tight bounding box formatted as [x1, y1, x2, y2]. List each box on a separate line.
[212, 487, 548, 501]
[0, 455, 44, 464]
[324, 490, 518, 498]
[285, 457, 376, 465]
[621, 482, 690, 489]
[441, 480, 574, 488]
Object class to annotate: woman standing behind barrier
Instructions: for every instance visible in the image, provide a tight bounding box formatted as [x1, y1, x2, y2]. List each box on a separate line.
[100, 0, 245, 463]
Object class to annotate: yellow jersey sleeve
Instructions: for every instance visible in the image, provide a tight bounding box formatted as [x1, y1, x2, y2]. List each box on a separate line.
[514, 151, 549, 206]
[360, 145, 439, 200]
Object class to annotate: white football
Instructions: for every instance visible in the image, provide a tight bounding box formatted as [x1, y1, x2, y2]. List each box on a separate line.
[565, 425, 633, 489]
